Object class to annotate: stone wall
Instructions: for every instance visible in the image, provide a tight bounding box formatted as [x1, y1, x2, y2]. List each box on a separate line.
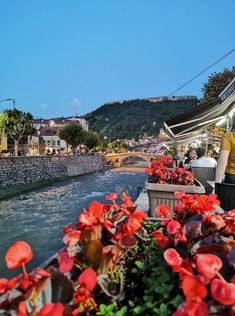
[0, 156, 105, 187]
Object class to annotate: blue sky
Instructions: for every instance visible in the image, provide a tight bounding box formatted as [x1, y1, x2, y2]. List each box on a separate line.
[0, 0, 234, 118]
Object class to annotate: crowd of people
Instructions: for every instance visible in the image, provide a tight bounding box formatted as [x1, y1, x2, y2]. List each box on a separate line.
[172, 130, 235, 184]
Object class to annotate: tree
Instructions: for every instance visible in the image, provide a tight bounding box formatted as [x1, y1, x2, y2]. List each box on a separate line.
[84, 131, 101, 153]
[59, 123, 85, 154]
[0, 108, 34, 156]
[201, 66, 235, 103]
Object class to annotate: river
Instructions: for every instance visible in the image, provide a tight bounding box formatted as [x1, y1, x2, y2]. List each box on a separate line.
[0, 163, 147, 278]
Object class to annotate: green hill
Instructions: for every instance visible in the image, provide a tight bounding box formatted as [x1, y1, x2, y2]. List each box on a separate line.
[82, 97, 198, 140]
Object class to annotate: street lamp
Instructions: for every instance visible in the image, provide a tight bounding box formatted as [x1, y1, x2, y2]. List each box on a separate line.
[0, 98, 16, 108]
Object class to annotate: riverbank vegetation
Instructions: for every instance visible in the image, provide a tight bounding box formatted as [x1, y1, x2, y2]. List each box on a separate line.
[0, 192, 234, 315]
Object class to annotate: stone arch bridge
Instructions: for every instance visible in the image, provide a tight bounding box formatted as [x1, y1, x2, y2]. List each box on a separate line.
[104, 152, 159, 168]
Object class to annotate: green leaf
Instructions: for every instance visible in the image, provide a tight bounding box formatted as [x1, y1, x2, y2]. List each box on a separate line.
[133, 306, 143, 314]
[160, 303, 167, 314]
[135, 260, 144, 269]
[99, 304, 107, 313]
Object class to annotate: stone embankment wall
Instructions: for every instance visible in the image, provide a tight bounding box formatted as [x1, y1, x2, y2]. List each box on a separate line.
[0, 156, 105, 187]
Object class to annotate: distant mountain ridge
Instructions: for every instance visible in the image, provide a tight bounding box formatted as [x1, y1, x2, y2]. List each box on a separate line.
[82, 96, 198, 140]
[105, 95, 197, 104]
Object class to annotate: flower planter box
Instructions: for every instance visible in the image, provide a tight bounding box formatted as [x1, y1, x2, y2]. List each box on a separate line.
[145, 180, 205, 217]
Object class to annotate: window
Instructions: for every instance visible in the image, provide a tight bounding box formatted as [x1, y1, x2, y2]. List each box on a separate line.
[57, 140, 60, 146]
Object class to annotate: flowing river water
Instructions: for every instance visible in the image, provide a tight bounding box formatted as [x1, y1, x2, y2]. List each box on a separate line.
[0, 162, 147, 278]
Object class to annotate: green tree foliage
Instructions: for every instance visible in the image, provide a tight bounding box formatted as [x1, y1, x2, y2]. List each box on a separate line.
[0, 108, 34, 156]
[82, 98, 198, 140]
[201, 66, 235, 103]
[58, 123, 85, 154]
[84, 130, 101, 152]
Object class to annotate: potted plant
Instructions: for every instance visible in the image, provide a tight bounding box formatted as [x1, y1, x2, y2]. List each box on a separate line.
[151, 191, 235, 316]
[145, 156, 205, 216]
[0, 193, 171, 315]
[0, 192, 234, 315]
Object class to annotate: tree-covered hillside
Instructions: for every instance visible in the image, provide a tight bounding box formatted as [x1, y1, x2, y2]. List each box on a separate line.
[82, 98, 198, 140]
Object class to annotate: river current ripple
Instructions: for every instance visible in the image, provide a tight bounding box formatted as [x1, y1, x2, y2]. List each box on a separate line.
[0, 166, 146, 278]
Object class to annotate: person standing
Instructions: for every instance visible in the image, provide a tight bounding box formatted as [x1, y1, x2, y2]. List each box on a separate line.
[215, 132, 235, 184]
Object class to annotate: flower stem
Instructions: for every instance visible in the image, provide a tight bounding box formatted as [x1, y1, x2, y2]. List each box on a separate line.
[216, 271, 226, 282]
[22, 262, 28, 279]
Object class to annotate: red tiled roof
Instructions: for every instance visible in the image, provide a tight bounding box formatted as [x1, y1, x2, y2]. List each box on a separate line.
[39, 127, 61, 136]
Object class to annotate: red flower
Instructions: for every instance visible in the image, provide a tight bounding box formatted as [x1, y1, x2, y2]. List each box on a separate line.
[164, 248, 182, 268]
[106, 193, 117, 201]
[211, 278, 235, 305]
[184, 297, 207, 316]
[58, 249, 74, 273]
[131, 211, 147, 223]
[78, 210, 97, 226]
[167, 220, 181, 234]
[78, 268, 97, 291]
[155, 204, 172, 218]
[203, 214, 226, 229]
[174, 191, 187, 200]
[224, 209, 235, 220]
[5, 241, 33, 270]
[196, 254, 222, 279]
[122, 193, 134, 207]
[39, 303, 64, 316]
[182, 275, 207, 299]
[73, 287, 97, 315]
[122, 218, 141, 236]
[63, 225, 74, 235]
[5, 241, 33, 279]
[63, 230, 80, 247]
[89, 201, 104, 217]
[151, 230, 169, 248]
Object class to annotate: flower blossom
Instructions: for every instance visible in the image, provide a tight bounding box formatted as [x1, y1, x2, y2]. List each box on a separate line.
[210, 278, 235, 305]
[196, 254, 222, 279]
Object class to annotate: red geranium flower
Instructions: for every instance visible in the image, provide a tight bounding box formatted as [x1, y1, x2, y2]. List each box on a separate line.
[58, 249, 74, 273]
[182, 275, 207, 299]
[155, 204, 172, 218]
[164, 248, 183, 268]
[167, 220, 181, 234]
[63, 230, 81, 248]
[89, 201, 104, 217]
[5, 241, 33, 278]
[63, 225, 74, 235]
[184, 297, 207, 316]
[122, 193, 134, 207]
[78, 267, 97, 291]
[106, 193, 117, 201]
[122, 218, 141, 237]
[78, 210, 97, 227]
[211, 278, 235, 305]
[131, 211, 147, 223]
[151, 230, 169, 248]
[196, 254, 222, 279]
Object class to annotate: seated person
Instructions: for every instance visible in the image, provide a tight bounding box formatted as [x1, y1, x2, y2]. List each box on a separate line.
[191, 146, 217, 168]
[183, 149, 197, 170]
[215, 131, 235, 184]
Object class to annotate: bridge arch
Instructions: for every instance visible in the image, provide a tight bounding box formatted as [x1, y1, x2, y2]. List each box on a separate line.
[119, 153, 150, 167]
[104, 152, 157, 168]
